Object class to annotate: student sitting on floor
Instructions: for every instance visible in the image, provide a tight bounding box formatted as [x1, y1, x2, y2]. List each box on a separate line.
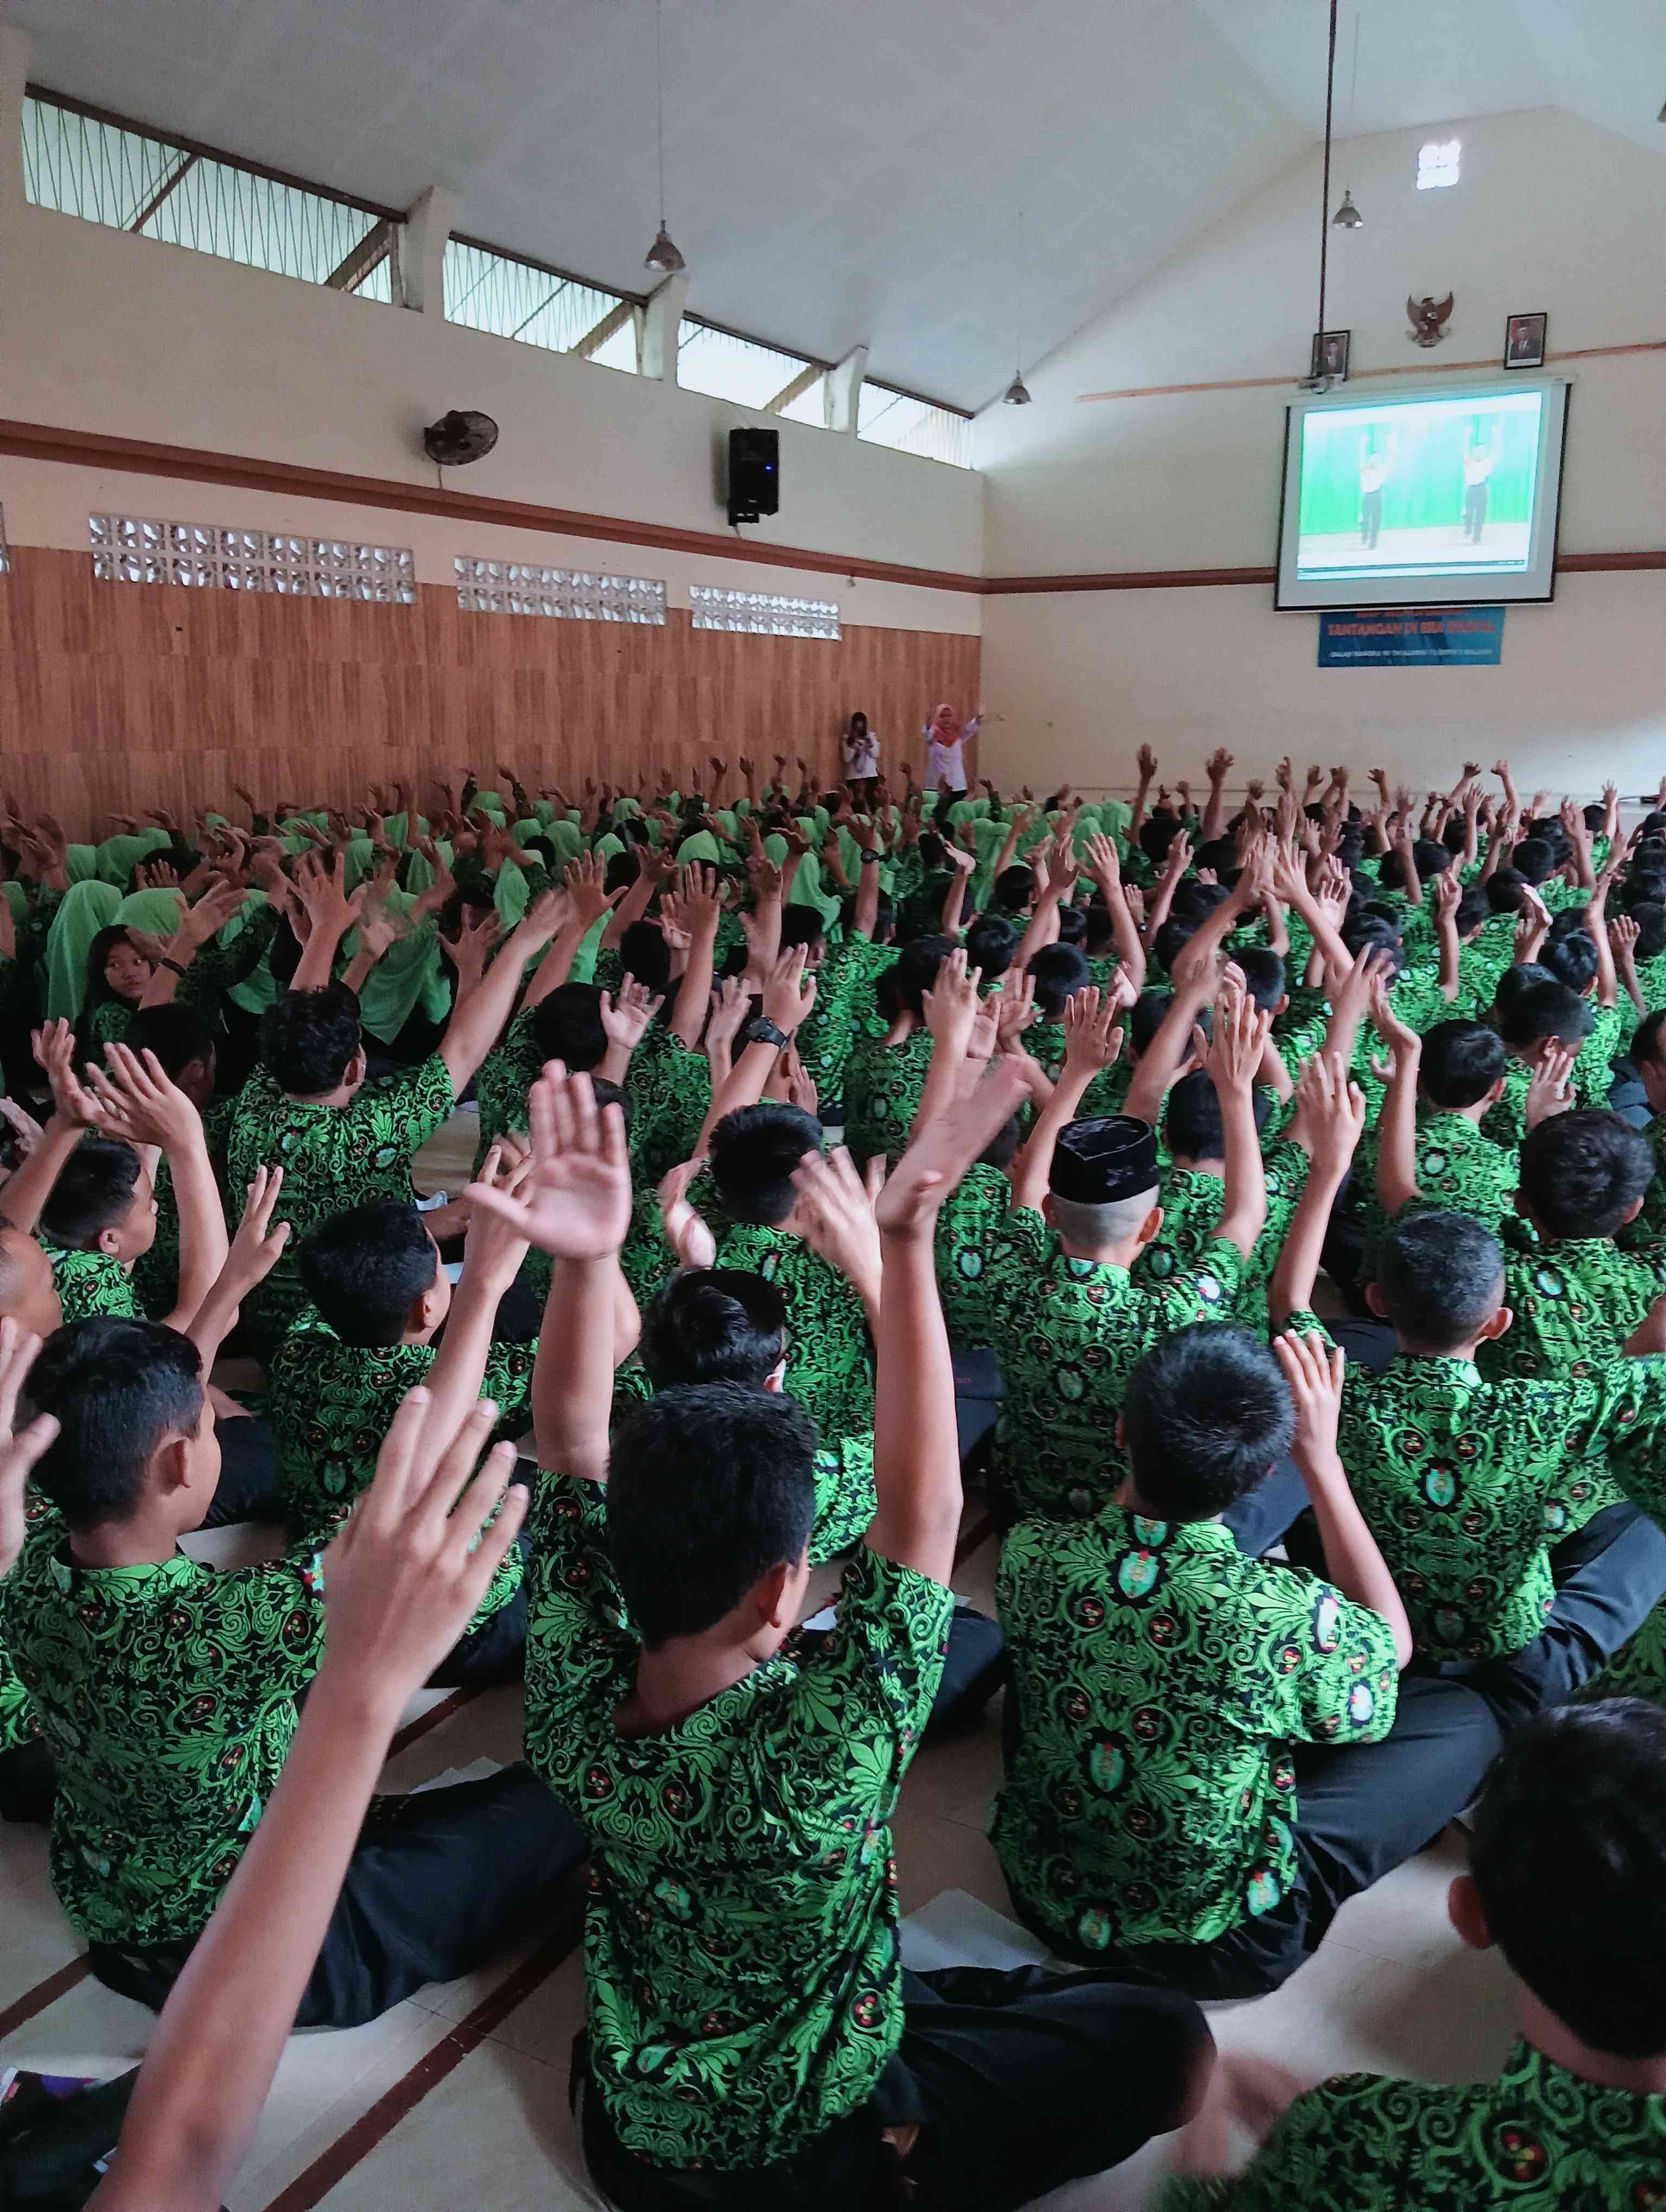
[503, 1063, 1212, 2212]
[2, 1187, 582, 2024]
[1363, 1004, 1517, 1238]
[1163, 1698, 1666, 2211]
[994, 1314, 1501, 2001]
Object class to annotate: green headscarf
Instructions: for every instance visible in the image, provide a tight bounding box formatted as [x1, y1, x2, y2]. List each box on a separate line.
[46, 879, 120, 1020]
[349, 894, 446, 1045]
[95, 828, 172, 886]
[114, 888, 187, 936]
[65, 846, 99, 884]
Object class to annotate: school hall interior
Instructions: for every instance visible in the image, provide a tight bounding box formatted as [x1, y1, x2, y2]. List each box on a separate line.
[0, 3, 1664, 2209]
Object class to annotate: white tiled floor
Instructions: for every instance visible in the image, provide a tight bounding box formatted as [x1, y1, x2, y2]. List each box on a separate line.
[0, 1521, 1522, 2210]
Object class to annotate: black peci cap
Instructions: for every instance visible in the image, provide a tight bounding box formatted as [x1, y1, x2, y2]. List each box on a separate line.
[1049, 1115, 1159, 1204]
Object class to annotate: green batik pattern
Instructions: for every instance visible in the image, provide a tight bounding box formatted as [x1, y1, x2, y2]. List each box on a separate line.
[709, 1218, 873, 1446]
[1354, 1109, 1518, 1276]
[2, 1523, 324, 1946]
[626, 1026, 714, 1185]
[1159, 2041, 1666, 2212]
[47, 1246, 142, 1323]
[225, 1052, 454, 1343]
[1133, 1142, 1308, 1327]
[133, 1094, 237, 1321]
[1286, 1309, 1666, 1660]
[794, 936, 895, 1102]
[844, 1027, 935, 1163]
[994, 1506, 1397, 1953]
[267, 1311, 530, 1625]
[934, 1162, 1013, 1343]
[0, 1638, 39, 1756]
[1486, 1231, 1666, 1382]
[972, 1208, 1244, 1522]
[1481, 1058, 1534, 1149]
[179, 903, 280, 1025]
[86, 996, 136, 1050]
[523, 1475, 949, 2170]
[473, 1005, 544, 1173]
[1626, 1115, 1666, 1249]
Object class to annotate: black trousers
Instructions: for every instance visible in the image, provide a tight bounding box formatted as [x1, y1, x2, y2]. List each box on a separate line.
[572, 1964, 1208, 2212]
[201, 1412, 282, 1527]
[1464, 483, 1489, 541]
[1360, 488, 1382, 548]
[1015, 1673, 1503, 2001]
[426, 1579, 528, 1688]
[88, 1764, 583, 2028]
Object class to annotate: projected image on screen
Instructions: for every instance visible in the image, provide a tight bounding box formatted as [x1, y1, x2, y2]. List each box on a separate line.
[1295, 389, 1544, 583]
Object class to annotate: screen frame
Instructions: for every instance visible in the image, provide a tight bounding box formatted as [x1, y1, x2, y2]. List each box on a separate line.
[1274, 374, 1571, 612]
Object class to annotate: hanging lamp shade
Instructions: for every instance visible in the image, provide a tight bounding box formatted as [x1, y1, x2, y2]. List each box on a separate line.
[1331, 187, 1362, 229]
[645, 223, 685, 274]
[1003, 372, 1033, 406]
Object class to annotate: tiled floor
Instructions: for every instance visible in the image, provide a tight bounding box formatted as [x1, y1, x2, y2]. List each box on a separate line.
[0, 1113, 1522, 2207]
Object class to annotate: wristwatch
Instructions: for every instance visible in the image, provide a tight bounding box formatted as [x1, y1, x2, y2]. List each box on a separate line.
[744, 1014, 790, 1050]
[858, 849, 880, 865]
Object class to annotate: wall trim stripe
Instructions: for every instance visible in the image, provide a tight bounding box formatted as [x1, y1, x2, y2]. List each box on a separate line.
[2, 420, 1660, 600]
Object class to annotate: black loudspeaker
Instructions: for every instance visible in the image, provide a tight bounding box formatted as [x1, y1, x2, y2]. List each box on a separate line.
[727, 427, 779, 526]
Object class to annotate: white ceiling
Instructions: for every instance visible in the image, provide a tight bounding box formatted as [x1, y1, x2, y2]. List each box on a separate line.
[8, 0, 1665, 412]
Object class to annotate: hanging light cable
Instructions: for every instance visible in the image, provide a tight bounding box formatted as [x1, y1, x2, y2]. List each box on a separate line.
[1332, 7, 1363, 226]
[645, 0, 685, 273]
[1004, 206, 1032, 403]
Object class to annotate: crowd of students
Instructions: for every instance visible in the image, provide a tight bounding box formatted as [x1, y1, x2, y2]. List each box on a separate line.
[0, 737, 1664, 2208]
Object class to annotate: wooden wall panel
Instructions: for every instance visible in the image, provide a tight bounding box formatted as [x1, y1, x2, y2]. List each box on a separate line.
[0, 548, 980, 834]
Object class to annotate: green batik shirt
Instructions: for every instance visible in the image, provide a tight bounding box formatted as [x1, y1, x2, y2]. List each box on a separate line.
[798, 936, 899, 1104]
[1285, 1308, 1666, 1660]
[2, 1519, 325, 1946]
[612, 1366, 875, 1563]
[1160, 2041, 1666, 2212]
[709, 1218, 873, 1445]
[626, 1026, 714, 1185]
[844, 1027, 935, 1164]
[133, 1094, 238, 1321]
[934, 1162, 1012, 1343]
[0, 1637, 38, 1756]
[994, 1505, 1397, 1954]
[523, 1475, 950, 2170]
[1355, 1108, 1519, 1272]
[86, 996, 137, 1050]
[1630, 1115, 1666, 1248]
[971, 1207, 1245, 1521]
[225, 1051, 454, 1345]
[1482, 1009, 1624, 1148]
[267, 1308, 531, 1626]
[47, 1246, 143, 1323]
[1132, 1140, 1308, 1326]
[472, 1005, 544, 1174]
[1484, 1230, 1666, 1382]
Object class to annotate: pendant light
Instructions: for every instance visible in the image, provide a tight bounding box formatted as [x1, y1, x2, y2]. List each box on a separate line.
[644, 0, 685, 274]
[1331, 10, 1363, 227]
[1003, 208, 1033, 403]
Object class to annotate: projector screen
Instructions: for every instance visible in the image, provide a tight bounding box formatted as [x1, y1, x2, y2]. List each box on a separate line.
[1276, 378, 1569, 610]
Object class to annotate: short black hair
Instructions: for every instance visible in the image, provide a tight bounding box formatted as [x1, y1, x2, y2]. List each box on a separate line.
[1374, 1211, 1505, 1349]
[1419, 1020, 1507, 1109]
[1512, 835, 1554, 886]
[992, 865, 1035, 915]
[1082, 900, 1118, 956]
[708, 1103, 822, 1226]
[1538, 927, 1598, 995]
[1484, 866, 1528, 915]
[1055, 905, 1087, 948]
[979, 1111, 1023, 1173]
[779, 904, 826, 954]
[1122, 1326, 1293, 1519]
[618, 921, 672, 995]
[298, 1200, 438, 1346]
[1470, 1699, 1666, 2057]
[1151, 918, 1194, 978]
[1164, 1071, 1225, 1162]
[1631, 902, 1666, 960]
[1341, 914, 1406, 978]
[965, 914, 1018, 981]
[529, 981, 608, 1072]
[261, 984, 363, 1096]
[40, 1134, 145, 1248]
[892, 935, 953, 1020]
[25, 1316, 204, 1528]
[607, 1383, 817, 1645]
[1497, 977, 1594, 1051]
[1454, 886, 1490, 938]
[1634, 1007, 1666, 1070]
[1517, 1110, 1652, 1239]
[1027, 942, 1091, 1019]
[124, 1002, 216, 1081]
[639, 1269, 787, 1390]
[1138, 811, 1183, 865]
[1233, 947, 1286, 1015]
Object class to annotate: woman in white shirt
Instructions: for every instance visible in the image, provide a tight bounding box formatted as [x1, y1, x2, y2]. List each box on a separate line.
[842, 711, 881, 808]
[921, 702, 981, 798]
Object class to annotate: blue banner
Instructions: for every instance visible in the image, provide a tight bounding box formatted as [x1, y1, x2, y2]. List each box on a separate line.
[1318, 606, 1505, 667]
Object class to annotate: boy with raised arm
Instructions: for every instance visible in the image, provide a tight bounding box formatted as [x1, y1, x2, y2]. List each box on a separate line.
[497, 1065, 1210, 2212]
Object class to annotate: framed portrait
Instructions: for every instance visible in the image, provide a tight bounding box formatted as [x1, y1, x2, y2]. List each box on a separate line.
[1310, 329, 1351, 382]
[1503, 311, 1547, 370]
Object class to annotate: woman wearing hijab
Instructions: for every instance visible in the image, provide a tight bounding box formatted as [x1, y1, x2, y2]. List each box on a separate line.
[841, 711, 881, 810]
[921, 702, 982, 798]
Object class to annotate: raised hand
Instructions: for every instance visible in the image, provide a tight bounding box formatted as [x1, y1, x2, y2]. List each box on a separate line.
[874, 1059, 1031, 1241]
[86, 1043, 203, 1152]
[1525, 1040, 1578, 1131]
[921, 946, 983, 1059]
[439, 905, 502, 991]
[1292, 1050, 1366, 1176]
[0, 1321, 56, 1579]
[1206, 747, 1234, 783]
[464, 1064, 632, 1260]
[293, 848, 367, 938]
[760, 943, 817, 1035]
[220, 1165, 292, 1295]
[1136, 743, 1158, 780]
[995, 969, 1038, 1050]
[790, 1146, 882, 1295]
[32, 1019, 99, 1127]
[599, 976, 663, 1054]
[1202, 981, 1270, 1096]
[1273, 1328, 1347, 1465]
[1062, 985, 1124, 1075]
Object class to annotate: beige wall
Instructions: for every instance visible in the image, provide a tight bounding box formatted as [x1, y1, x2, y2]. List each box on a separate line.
[971, 107, 1665, 797]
